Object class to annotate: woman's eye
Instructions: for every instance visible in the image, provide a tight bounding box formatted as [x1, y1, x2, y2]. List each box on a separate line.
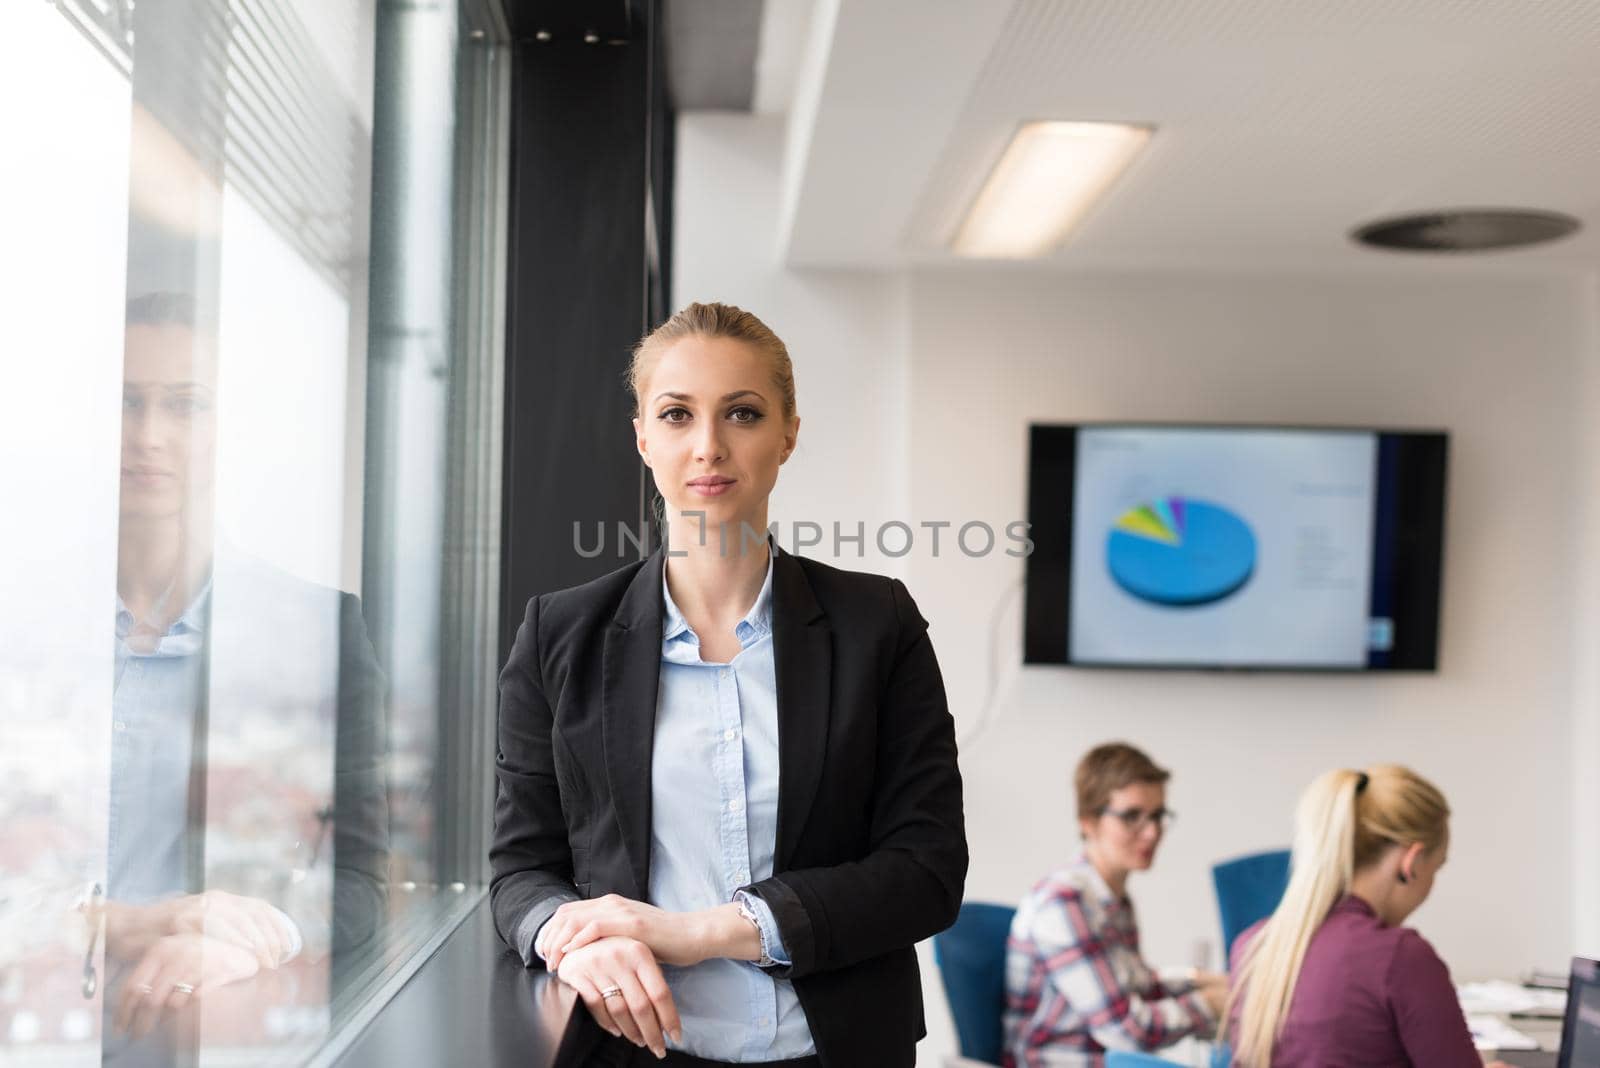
[729, 406, 762, 423]
[659, 407, 690, 422]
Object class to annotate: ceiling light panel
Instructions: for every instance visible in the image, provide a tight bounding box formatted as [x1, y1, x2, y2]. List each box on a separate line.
[952, 121, 1153, 259]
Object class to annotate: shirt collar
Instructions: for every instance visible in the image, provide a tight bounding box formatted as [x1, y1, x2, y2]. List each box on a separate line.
[661, 539, 777, 645]
[1335, 893, 1380, 920]
[1072, 853, 1127, 909]
[115, 578, 212, 654]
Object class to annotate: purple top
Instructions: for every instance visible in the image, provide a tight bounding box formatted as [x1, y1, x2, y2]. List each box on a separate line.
[1228, 895, 1480, 1067]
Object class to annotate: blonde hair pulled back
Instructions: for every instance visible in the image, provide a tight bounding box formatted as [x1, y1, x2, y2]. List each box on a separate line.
[628, 301, 796, 421]
[1223, 765, 1450, 1065]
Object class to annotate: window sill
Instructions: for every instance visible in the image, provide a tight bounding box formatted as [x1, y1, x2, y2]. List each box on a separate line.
[313, 894, 577, 1068]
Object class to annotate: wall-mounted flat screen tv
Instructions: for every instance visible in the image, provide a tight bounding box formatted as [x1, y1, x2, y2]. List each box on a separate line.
[1025, 424, 1448, 670]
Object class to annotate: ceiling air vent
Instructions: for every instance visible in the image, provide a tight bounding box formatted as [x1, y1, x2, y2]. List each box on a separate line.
[1353, 209, 1580, 253]
[1356, 207, 1580, 252]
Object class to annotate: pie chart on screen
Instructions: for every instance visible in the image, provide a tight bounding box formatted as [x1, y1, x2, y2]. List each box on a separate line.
[1106, 496, 1257, 606]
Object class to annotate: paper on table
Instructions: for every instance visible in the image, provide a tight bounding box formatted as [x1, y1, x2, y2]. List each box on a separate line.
[1459, 980, 1569, 1016]
[1466, 1014, 1541, 1052]
[1524, 968, 1572, 991]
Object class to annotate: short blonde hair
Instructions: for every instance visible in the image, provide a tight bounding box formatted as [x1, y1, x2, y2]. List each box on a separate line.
[628, 302, 797, 421]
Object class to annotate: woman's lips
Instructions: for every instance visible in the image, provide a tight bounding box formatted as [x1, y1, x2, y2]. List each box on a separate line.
[122, 468, 175, 488]
[688, 478, 735, 497]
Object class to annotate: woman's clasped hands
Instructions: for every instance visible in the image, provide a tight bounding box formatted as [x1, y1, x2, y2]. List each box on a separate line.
[103, 889, 297, 1037]
[554, 933, 680, 1059]
[542, 894, 762, 1059]
[543, 894, 711, 971]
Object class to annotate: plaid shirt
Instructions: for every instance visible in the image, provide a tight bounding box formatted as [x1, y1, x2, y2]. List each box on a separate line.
[1002, 857, 1215, 1067]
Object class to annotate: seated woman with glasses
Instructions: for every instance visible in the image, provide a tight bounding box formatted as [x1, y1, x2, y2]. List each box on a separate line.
[1003, 742, 1225, 1067]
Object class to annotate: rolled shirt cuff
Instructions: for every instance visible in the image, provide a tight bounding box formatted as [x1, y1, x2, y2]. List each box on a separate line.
[733, 889, 791, 967]
[1157, 964, 1199, 994]
[267, 904, 304, 963]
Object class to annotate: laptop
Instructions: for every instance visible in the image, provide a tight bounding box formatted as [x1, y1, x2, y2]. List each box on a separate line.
[1499, 957, 1600, 1068]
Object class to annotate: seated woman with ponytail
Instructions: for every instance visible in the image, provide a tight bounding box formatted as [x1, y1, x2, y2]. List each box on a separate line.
[1223, 766, 1514, 1068]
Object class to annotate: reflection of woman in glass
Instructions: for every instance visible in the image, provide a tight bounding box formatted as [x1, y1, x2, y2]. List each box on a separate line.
[104, 294, 387, 1054]
[491, 302, 968, 1067]
[108, 293, 272, 1050]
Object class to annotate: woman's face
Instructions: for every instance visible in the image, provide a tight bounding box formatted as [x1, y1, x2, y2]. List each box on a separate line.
[119, 323, 217, 521]
[1080, 781, 1168, 877]
[633, 334, 798, 544]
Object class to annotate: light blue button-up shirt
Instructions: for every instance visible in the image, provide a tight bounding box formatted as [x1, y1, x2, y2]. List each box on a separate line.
[650, 545, 815, 1060]
[109, 582, 305, 939]
[110, 585, 211, 906]
[106, 576, 313, 1065]
[105, 589, 210, 1067]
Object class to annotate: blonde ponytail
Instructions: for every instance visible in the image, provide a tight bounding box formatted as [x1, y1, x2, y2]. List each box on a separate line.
[1222, 766, 1450, 1066]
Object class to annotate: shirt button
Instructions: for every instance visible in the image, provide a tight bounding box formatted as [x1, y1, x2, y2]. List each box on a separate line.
[727, 798, 743, 813]
[113, 720, 128, 732]
[759, 1017, 771, 1028]
[724, 728, 738, 741]
[719, 669, 730, 680]
[736, 870, 749, 883]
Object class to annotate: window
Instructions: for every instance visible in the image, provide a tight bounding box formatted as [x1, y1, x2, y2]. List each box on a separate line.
[0, 0, 507, 1062]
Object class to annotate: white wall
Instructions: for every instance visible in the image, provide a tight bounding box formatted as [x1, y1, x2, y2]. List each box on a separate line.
[1573, 275, 1600, 960]
[675, 113, 911, 579]
[905, 268, 1587, 960]
[675, 111, 1599, 1064]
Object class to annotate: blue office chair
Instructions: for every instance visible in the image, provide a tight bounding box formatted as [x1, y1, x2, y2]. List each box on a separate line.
[932, 901, 1017, 1065]
[1105, 1053, 1186, 1067]
[1212, 848, 1292, 961]
[1106, 1048, 1231, 1067]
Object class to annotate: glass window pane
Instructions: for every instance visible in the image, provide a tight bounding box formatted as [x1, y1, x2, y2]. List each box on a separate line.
[0, 3, 132, 1060]
[0, 0, 501, 1063]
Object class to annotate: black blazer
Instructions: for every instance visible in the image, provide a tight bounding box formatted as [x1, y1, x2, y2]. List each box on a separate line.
[490, 548, 968, 1067]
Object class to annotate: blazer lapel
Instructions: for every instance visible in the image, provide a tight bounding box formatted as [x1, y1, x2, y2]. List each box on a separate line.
[602, 551, 665, 899]
[771, 552, 832, 871]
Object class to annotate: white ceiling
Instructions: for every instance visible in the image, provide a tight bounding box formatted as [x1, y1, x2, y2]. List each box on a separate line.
[774, 0, 1600, 274]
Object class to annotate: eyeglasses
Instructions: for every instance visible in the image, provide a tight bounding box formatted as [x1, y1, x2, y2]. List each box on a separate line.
[1097, 806, 1176, 832]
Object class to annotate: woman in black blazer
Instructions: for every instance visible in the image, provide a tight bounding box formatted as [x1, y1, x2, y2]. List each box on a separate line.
[490, 302, 967, 1068]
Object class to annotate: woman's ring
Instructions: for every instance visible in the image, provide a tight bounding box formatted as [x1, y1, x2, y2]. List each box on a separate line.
[173, 982, 196, 995]
[600, 986, 623, 999]
[136, 983, 154, 995]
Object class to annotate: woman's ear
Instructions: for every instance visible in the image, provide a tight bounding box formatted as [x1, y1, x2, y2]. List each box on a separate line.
[782, 415, 801, 463]
[632, 416, 651, 466]
[1398, 842, 1424, 884]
